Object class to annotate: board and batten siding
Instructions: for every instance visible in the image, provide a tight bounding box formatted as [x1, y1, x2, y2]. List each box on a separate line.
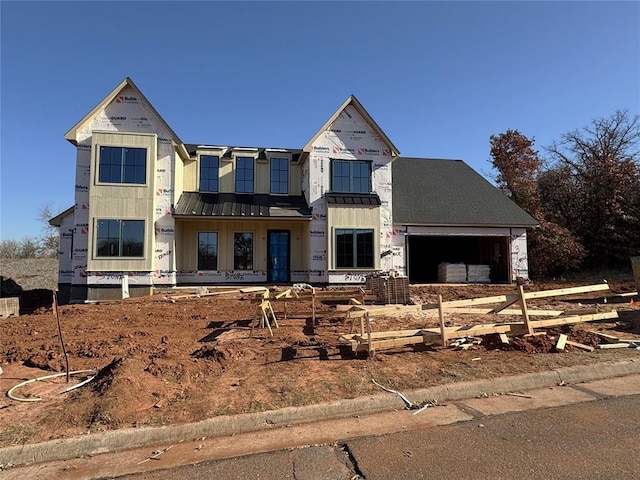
[87, 131, 157, 272]
[175, 220, 309, 273]
[327, 205, 381, 271]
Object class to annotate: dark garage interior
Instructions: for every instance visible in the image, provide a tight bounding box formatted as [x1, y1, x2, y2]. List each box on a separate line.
[407, 235, 510, 284]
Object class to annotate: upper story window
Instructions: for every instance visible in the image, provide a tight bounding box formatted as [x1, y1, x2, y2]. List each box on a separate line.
[98, 146, 147, 184]
[235, 157, 254, 193]
[199, 155, 219, 192]
[96, 219, 144, 257]
[331, 160, 371, 193]
[270, 158, 289, 194]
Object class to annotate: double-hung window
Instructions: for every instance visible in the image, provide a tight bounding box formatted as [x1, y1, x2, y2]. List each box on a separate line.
[199, 155, 219, 192]
[234, 232, 253, 270]
[96, 219, 144, 257]
[335, 228, 374, 269]
[235, 157, 254, 193]
[331, 160, 371, 193]
[98, 146, 147, 184]
[270, 158, 289, 194]
[198, 232, 218, 270]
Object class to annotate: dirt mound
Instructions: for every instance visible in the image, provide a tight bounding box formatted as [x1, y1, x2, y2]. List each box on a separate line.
[510, 334, 558, 354]
[1, 279, 638, 447]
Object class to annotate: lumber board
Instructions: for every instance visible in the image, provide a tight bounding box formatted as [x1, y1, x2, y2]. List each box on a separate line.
[592, 332, 620, 343]
[499, 333, 510, 344]
[490, 295, 520, 313]
[528, 311, 618, 329]
[430, 284, 610, 310]
[565, 340, 595, 352]
[341, 329, 423, 341]
[443, 307, 564, 317]
[357, 304, 423, 315]
[352, 335, 435, 352]
[556, 334, 568, 351]
[522, 283, 609, 299]
[432, 294, 513, 309]
[597, 343, 631, 349]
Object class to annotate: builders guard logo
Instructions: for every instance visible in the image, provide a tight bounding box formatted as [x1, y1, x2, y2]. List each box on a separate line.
[358, 148, 380, 156]
[313, 146, 330, 153]
[156, 188, 173, 196]
[333, 146, 355, 154]
[116, 96, 138, 104]
[155, 227, 175, 235]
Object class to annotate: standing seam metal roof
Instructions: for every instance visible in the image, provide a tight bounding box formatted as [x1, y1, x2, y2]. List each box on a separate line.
[173, 192, 312, 218]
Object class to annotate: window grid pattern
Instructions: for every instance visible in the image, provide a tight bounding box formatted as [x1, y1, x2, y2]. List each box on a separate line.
[235, 157, 254, 193]
[199, 155, 219, 192]
[198, 232, 218, 270]
[234, 232, 253, 270]
[99, 146, 146, 184]
[270, 158, 289, 194]
[331, 160, 371, 193]
[335, 229, 374, 269]
[96, 219, 144, 257]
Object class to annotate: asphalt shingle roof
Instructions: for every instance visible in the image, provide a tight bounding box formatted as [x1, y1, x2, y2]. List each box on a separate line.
[392, 158, 538, 227]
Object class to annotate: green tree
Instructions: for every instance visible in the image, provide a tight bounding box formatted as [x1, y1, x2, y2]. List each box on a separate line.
[490, 130, 585, 277]
[545, 110, 640, 267]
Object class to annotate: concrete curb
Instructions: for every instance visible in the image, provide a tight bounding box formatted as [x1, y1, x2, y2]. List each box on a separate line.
[1, 358, 639, 467]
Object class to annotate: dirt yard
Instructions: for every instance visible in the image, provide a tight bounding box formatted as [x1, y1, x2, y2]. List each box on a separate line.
[1, 279, 639, 448]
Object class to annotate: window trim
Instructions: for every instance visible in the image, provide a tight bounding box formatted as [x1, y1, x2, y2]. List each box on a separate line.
[96, 145, 148, 186]
[334, 228, 375, 270]
[233, 231, 254, 270]
[197, 231, 218, 271]
[198, 154, 220, 193]
[330, 159, 372, 193]
[95, 219, 146, 258]
[269, 157, 289, 195]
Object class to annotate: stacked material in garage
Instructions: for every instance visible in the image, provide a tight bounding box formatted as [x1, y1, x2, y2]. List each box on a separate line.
[467, 264, 491, 283]
[438, 263, 467, 283]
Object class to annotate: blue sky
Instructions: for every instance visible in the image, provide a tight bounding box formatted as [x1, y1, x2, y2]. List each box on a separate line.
[1, 1, 638, 241]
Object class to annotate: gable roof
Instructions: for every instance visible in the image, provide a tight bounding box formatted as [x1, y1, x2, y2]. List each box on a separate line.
[48, 206, 74, 227]
[392, 158, 538, 228]
[64, 77, 189, 160]
[302, 95, 400, 157]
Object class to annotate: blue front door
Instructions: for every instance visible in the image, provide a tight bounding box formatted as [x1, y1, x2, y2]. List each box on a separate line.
[268, 230, 290, 283]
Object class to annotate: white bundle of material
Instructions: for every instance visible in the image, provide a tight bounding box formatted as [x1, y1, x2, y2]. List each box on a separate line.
[438, 263, 467, 283]
[467, 264, 491, 283]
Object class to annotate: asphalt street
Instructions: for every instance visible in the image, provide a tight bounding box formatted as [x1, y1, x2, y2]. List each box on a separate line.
[117, 393, 640, 480]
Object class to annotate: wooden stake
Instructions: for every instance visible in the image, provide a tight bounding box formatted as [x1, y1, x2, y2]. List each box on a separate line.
[438, 294, 448, 347]
[555, 334, 568, 351]
[53, 292, 70, 383]
[518, 285, 533, 335]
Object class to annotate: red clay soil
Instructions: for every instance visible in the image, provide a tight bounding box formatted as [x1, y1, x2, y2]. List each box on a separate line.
[1, 280, 639, 447]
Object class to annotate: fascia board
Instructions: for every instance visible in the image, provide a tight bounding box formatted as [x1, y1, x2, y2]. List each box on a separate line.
[302, 94, 401, 157]
[64, 77, 190, 161]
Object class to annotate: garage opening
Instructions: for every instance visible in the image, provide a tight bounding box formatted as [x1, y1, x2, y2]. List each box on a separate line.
[407, 235, 510, 284]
